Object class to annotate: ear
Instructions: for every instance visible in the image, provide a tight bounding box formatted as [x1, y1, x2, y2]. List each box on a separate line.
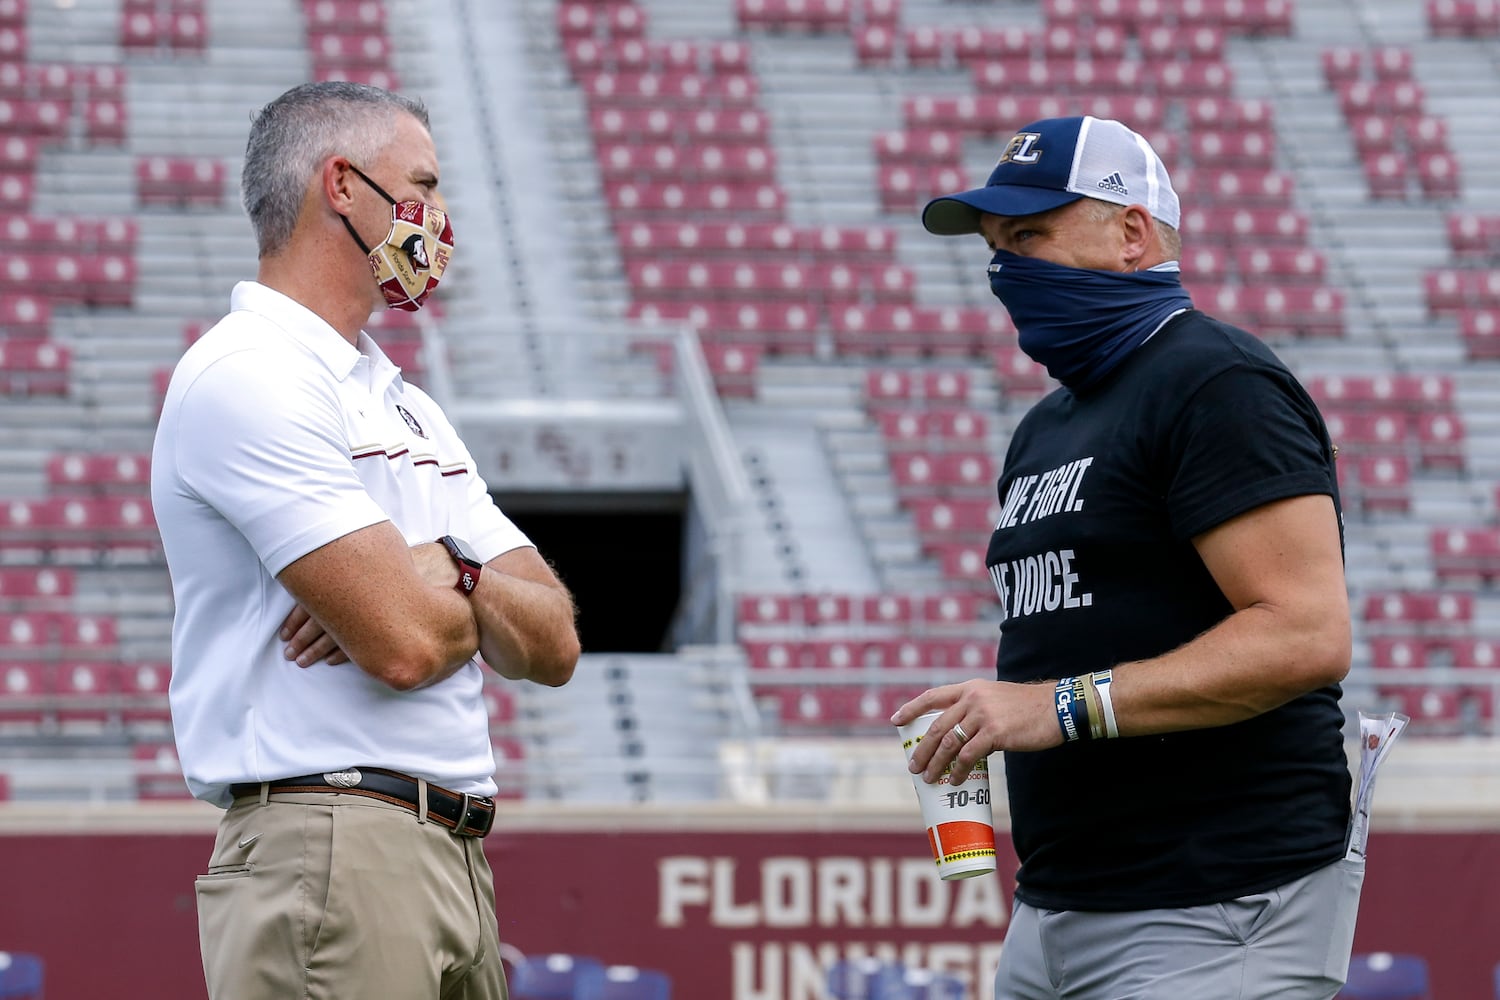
[321, 156, 358, 217]
[1119, 204, 1154, 269]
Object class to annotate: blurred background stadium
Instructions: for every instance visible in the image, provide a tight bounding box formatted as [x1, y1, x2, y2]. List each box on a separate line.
[0, 0, 1498, 996]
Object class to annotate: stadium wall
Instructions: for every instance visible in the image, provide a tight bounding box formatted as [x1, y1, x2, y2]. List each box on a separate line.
[0, 804, 1496, 998]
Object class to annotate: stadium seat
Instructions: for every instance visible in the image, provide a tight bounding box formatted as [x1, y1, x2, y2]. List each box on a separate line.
[879, 967, 965, 999]
[1447, 637, 1499, 670]
[1362, 590, 1475, 631]
[1337, 951, 1431, 999]
[46, 453, 151, 492]
[133, 740, 192, 800]
[511, 953, 609, 1000]
[1415, 150, 1462, 200]
[600, 965, 671, 1000]
[50, 661, 119, 728]
[0, 952, 43, 999]
[136, 155, 226, 207]
[0, 566, 73, 602]
[1349, 454, 1411, 512]
[1414, 411, 1465, 468]
[1427, 0, 1500, 38]
[861, 593, 912, 624]
[1369, 636, 1428, 671]
[118, 660, 172, 731]
[829, 958, 903, 1000]
[304, 0, 387, 31]
[1364, 151, 1410, 201]
[0, 662, 46, 731]
[1431, 527, 1500, 581]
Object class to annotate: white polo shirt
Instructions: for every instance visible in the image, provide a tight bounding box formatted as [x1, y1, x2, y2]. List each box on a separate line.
[151, 281, 531, 808]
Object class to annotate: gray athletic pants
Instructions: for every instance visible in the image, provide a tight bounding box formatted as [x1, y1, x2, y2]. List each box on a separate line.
[994, 858, 1365, 1000]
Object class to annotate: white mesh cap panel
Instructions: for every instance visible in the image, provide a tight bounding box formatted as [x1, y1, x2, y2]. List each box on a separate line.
[1066, 116, 1181, 229]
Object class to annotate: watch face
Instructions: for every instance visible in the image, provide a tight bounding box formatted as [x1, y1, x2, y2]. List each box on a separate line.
[445, 536, 481, 567]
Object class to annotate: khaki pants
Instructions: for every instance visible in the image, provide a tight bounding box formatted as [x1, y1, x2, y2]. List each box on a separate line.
[995, 858, 1365, 1000]
[196, 790, 508, 1000]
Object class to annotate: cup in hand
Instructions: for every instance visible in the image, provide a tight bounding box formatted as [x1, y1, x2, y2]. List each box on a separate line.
[897, 710, 997, 880]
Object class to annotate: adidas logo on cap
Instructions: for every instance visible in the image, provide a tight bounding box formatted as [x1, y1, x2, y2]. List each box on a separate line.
[1097, 171, 1129, 196]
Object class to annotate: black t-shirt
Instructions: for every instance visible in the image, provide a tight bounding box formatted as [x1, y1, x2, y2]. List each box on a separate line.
[987, 309, 1352, 912]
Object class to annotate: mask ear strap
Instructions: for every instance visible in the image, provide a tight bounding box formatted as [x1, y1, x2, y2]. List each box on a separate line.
[340, 213, 373, 255]
[339, 161, 393, 255]
[346, 162, 398, 205]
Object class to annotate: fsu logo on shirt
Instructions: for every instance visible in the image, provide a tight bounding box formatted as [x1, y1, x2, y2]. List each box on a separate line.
[396, 404, 427, 439]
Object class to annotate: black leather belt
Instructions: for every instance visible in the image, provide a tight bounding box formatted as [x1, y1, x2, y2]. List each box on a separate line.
[231, 766, 496, 838]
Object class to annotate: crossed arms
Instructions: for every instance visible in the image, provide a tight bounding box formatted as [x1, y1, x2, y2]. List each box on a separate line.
[277, 520, 580, 691]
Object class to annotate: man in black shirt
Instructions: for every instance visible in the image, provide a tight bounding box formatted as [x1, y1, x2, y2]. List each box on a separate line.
[894, 116, 1362, 999]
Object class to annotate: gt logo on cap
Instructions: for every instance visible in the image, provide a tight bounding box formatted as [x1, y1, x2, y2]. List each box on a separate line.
[998, 132, 1044, 165]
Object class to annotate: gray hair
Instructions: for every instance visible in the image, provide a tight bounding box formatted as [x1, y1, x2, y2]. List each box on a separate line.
[242, 81, 429, 257]
[1082, 197, 1182, 261]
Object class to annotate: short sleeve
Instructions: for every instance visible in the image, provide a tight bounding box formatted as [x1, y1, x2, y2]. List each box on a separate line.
[459, 444, 532, 562]
[1165, 365, 1334, 541]
[173, 351, 390, 575]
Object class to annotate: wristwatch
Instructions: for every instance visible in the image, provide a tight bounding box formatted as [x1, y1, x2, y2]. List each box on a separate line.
[438, 535, 483, 595]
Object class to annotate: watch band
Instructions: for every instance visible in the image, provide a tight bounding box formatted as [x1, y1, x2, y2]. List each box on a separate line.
[438, 535, 482, 596]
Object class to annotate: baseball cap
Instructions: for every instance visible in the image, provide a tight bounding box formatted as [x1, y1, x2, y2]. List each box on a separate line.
[921, 115, 1181, 236]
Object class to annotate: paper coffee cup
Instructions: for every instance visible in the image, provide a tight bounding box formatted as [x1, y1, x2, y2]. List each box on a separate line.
[897, 710, 997, 880]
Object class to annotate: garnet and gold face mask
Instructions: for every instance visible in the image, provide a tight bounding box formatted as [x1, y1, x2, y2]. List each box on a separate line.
[341, 163, 454, 312]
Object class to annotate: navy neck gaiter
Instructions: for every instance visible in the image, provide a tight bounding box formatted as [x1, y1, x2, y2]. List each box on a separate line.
[988, 249, 1194, 394]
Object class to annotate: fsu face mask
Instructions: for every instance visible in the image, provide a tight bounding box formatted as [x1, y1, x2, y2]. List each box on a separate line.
[341, 163, 454, 312]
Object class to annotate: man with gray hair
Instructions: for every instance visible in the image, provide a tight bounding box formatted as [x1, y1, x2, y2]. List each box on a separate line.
[152, 81, 581, 999]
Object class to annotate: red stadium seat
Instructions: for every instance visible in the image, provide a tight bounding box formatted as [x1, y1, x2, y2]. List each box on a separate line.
[993, 346, 1052, 397]
[1349, 454, 1411, 512]
[1235, 246, 1326, 283]
[1428, 0, 1500, 37]
[47, 452, 151, 491]
[136, 155, 225, 207]
[801, 593, 854, 626]
[0, 293, 49, 335]
[606, 180, 784, 218]
[0, 566, 74, 603]
[1431, 527, 1500, 581]
[309, 29, 390, 69]
[1363, 589, 1475, 630]
[933, 542, 990, 585]
[168, 11, 207, 50]
[1371, 45, 1414, 80]
[1416, 151, 1461, 200]
[865, 368, 913, 403]
[0, 662, 46, 731]
[873, 128, 962, 165]
[861, 593, 912, 624]
[1414, 411, 1465, 469]
[1176, 167, 1294, 206]
[0, 611, 50, 651]
[1458, 309, 1500, 358]
[51, 661, 119, 728]
[1152, 59, 1234, 98]
[920, 592, 979, 624]
[0, 337, 70, 395]
[134, 741, 192, 799]
[901, 25, 948, 68]
[84, 99, 127, 144]
[1323, 409, 1407, 453]
[1190, 129, 1275, 169]
[908, 497, 996, 537]
[304, 0, 387, 31]
[1450, 637, 1500, 670]
[921, 369, 970, 403]
[1321, 46, 1362, 86]
[853, 23, 895, 64]
[118, 660, 172, 730]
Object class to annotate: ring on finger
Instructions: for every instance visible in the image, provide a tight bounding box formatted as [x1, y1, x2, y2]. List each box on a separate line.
[953, 722, 970, 744]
